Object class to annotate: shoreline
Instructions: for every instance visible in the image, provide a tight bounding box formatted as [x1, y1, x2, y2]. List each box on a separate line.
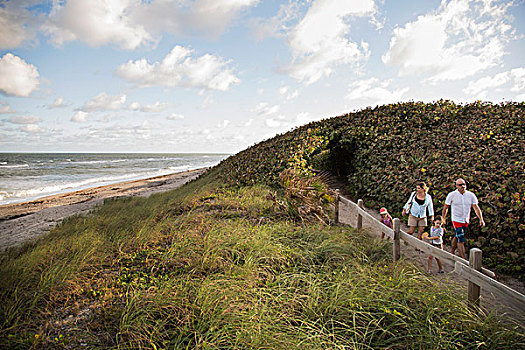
[0, 168, 207, 250]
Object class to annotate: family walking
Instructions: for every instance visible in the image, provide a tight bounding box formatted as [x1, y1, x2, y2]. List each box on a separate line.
[385, 178, 485, 273]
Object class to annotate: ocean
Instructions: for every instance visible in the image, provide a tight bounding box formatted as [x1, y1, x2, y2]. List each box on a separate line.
[0, 153, 229, 206]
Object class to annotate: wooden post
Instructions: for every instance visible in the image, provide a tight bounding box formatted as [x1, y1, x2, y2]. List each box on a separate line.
[357, 199, 364, 230]
[393, 218, 401, 262]
[468, 248, 482, 309]
[334, 189, 340, 225]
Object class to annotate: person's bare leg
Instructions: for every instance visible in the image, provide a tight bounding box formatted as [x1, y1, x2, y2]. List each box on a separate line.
[451, 237, 457, 256]
[404, 226, 415, 246]
[457, 242, 466, 259]
[417, 225, 425, 239]
[436, 258, 443, 272]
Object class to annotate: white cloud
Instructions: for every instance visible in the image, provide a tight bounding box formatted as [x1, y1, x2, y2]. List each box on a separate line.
[136, 0, 259, 38]
[286, 89, 299, 100]
[252, 102, 279, 116]
[167, 113, 185, 120]
[233, 134, 246, 142]
[0, 53, 40, 97]
[279, 86, 289, 95]
[100, 113, 118, 123]
[38, 0, 258, 50]
[217, 119, 230, 128]
[140, 101, 168, 113]
[383, 0, 515, 82]
[139, 120, 155, 130]
[346, 78, 409, 108]
[0, 101, 13, 114]
[278, 86, 299, 100]
[295, 111, 316, 125]
[251, 1, 300, 41]
[49, 97, 65, 108]
[509, 68, 525, 95]
[43, 0, 155, 50]
[8, 115, 41, 124]
[20, 124, 45, 133]
[71, 111, 89, 123]
[81, 93, 127, 112]
[284, 0, 375, 84]
[464, 67, 525, 98]
[244, 118, 254, 127]
[129, 102, 141, 110]
[464, 72, 508, 98]
[116, 45, 240, 91]
[265, 118, 281, 127]
[0, 2, 44, 49]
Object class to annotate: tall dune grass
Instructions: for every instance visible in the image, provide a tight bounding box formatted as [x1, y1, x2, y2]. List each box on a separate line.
[1, 171, 523, 349]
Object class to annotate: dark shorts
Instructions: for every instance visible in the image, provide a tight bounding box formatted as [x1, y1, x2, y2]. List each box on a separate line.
[453, 222, 468, 243]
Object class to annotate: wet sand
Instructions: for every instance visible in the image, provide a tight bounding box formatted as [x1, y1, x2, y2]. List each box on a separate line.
[0, 168, 206, 250]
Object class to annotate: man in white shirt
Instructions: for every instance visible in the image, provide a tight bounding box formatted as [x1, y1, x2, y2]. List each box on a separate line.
[442, 178, 485, 259]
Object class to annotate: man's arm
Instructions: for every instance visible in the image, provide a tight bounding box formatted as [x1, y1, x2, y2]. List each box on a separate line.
[472, 204, 485, 227]
[442, 204, 450, 224]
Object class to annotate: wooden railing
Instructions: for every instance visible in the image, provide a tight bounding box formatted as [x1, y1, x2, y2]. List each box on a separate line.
[336, 194, 525, 314]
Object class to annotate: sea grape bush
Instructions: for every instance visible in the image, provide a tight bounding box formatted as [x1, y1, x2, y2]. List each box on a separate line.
[216, 100, 524, 278]
[217, 127, 330, 186]
[326, 101, 524, 277]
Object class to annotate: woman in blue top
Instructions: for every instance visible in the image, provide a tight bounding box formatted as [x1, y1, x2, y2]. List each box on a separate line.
[402, 182, 434, 239]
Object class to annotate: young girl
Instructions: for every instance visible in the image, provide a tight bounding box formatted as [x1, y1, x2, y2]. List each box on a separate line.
[379, 207, 393, 240]
[426, 216, 445, 273]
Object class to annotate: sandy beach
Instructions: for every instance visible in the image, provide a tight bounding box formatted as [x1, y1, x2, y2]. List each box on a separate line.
[0, 168, 207, 250]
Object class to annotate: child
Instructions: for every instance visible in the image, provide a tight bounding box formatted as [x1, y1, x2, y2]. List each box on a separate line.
[426, 216, 445, 274]
[379, 207, 393, 240]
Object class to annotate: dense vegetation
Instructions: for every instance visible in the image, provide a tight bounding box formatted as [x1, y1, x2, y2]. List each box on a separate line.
[218, 100, 524, 277]
[1, 172, 523, 349]
[1, 100, 523, 348]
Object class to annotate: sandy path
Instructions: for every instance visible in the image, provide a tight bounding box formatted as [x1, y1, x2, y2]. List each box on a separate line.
[0, 168, 206, 250]
[337, 196, 525, 320]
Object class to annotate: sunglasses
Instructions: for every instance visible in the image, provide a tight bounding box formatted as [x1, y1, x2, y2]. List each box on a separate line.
[457, 183, 466, 186]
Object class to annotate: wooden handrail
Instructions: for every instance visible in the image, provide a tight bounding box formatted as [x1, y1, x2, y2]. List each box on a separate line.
[455, 262, 525, 314]
[340, 195, 496, 277]
[337, 195, 524, 313]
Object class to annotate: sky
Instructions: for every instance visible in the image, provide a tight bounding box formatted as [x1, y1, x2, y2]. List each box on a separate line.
[0, 0, 523, 154]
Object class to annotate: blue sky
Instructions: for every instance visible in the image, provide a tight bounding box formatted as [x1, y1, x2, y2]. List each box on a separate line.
[0, 0, 523, 153]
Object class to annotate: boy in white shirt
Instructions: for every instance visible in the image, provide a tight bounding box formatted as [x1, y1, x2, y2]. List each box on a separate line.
[442, 179, 485, 259]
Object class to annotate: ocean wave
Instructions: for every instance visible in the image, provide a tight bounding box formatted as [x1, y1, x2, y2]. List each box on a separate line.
[0, 168, 186, 205]
[70, 159, 129, 165]
[0, 164, 30, 169]
[13, 173, 146, 198]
